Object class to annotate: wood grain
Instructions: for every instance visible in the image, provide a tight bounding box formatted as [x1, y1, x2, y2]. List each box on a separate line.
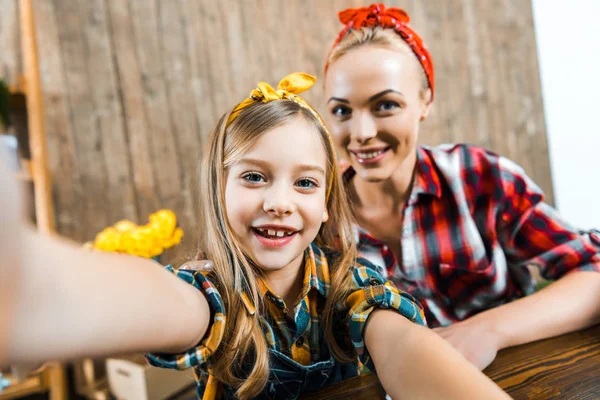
[301, 373, 386, 400]
[485, 324, 600, 400]
[302, 325, 600, 400]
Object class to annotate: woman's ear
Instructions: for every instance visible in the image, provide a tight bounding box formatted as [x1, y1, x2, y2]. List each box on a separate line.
[420, 88, 433, 121]
[322, 209, 329, 223]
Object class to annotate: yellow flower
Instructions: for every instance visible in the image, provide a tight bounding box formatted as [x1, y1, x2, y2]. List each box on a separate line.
[113, 220, 137, 233]
[91, 209, 183, 258]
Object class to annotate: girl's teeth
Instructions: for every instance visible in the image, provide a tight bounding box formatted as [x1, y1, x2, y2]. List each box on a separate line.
[257, 228, 294, 238]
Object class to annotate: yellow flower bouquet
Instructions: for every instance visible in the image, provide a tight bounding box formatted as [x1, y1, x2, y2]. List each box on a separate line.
[89, 210, 183, 259]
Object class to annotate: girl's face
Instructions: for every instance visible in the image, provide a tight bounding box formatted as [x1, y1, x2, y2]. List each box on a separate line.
[324, 45, 431, 182]
[225, 117, 329, 276]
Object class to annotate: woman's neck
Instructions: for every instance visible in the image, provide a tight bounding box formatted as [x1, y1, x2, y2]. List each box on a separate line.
[352, 149, 418, 209]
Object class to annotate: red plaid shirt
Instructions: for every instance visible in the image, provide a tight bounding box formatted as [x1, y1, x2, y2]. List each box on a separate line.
[346, 144, 600, 328]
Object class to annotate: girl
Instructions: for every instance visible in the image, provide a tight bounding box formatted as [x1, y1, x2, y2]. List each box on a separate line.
[323, 4, 600, 370]
[1, 73, 510, 399]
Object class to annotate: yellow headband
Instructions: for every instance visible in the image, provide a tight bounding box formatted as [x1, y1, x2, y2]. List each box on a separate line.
[226, 72, 336, 203]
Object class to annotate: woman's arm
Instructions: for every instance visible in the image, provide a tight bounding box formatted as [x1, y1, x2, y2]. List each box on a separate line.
[365, 309, 510, 400]
[435, 271, 600, 369]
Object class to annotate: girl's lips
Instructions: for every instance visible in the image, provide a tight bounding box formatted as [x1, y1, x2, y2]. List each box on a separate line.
[350, 147, 390, 165]
[252, 228, 298, 248]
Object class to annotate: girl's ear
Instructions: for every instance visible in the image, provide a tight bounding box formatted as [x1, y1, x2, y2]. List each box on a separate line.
[322, 209, 329, 223]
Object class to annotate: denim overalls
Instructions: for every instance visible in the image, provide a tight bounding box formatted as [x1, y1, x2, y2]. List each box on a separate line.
[195, 344, 359, 399]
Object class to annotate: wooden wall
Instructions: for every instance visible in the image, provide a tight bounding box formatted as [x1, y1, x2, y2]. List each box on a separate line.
[0, 0, 551, 260]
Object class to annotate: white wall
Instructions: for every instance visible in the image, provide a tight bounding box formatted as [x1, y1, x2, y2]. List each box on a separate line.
[532, 0, 600, 230]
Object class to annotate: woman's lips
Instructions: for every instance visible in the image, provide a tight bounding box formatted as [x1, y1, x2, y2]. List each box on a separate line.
[350, 147, 390, 165]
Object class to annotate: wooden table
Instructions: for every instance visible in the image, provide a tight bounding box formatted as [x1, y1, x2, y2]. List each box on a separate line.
[485, 324, 600, 399]
[302, 325, 600, 399]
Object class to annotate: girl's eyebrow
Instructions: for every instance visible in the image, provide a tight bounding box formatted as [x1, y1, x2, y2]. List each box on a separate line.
[237, 158, 325, 176]
[295, 164, 326, 176]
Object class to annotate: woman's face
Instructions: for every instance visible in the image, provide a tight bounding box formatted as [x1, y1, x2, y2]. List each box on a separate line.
[325, 45, 431, 182]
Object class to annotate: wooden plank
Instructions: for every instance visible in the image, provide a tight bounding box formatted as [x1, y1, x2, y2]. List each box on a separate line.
[128, 0, 184, 220]
[510, 0, 554, 204]
[154, 0, 205, 231]
[0, 0, 21, 88]
[32, 0, 82, 240]
[81, 0, 138, 225]
[52, 0, 110, 239]
[106, 0, 159, 220]
[485, 324, 600, 399]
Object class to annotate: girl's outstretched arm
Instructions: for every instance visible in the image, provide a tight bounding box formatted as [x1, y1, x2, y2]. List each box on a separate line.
[0, 159, 209, 365]
[365, 309, 511, 400]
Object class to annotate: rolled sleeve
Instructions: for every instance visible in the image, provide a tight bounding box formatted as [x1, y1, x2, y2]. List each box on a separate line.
[497, 156, 600, 279]
[145, 266, 226, 370]
[346, 259, 426, 370]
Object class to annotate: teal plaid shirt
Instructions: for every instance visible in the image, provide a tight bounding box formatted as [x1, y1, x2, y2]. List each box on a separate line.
[147, 243, 425, 399]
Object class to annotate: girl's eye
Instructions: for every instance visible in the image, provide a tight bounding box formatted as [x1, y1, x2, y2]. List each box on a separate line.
[331, 105, 352, 118]
[296, 178, 318, 190]
[375, 100, 400, 113]
[242, 172, 265, 183]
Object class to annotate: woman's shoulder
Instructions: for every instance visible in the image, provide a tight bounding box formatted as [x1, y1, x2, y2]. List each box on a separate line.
[421, 143, 503, 168]
[420, 143, 515, 187]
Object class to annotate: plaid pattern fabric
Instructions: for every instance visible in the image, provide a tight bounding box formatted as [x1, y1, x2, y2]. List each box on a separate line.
[146, 242, 425, 399]
[347, 144, 600, 328]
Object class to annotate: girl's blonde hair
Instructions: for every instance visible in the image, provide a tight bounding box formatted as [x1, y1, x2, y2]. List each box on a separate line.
[327, 26, 432, 102]
[195, 99, 357, 398]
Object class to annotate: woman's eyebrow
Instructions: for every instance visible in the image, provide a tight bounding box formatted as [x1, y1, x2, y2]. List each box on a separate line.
[368, 89, 404, 102]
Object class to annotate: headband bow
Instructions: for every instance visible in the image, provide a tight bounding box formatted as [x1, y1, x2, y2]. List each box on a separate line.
[226, 72, 336, 202]
[227, 72, 317, 124]
[338, 3, 410, 27]
[326, 3, 435, 99]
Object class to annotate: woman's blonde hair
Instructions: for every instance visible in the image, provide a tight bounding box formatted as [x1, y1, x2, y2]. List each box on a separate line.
[327, 26, 432, 102]
[195, 99, 357, 398]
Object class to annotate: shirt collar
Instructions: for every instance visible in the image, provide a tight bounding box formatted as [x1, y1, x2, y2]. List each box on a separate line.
[412, 146, 443, 199]
[253, 243, 330, 311]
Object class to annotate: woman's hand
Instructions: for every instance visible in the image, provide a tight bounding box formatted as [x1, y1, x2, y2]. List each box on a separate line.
[433, 316, 501, 370]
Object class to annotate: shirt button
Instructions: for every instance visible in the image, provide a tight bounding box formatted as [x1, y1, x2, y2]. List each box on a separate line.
[295, 336, 305, 347]
[368, 277, 382, 286]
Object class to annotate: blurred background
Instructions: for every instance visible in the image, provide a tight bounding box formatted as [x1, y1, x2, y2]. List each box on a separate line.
[1, 0, 557, 254]
[0, 0, 598, 399]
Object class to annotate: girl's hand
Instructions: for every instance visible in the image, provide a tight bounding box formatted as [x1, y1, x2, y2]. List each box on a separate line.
[433, 317, 501, 370]
[180, 260, 214, 272]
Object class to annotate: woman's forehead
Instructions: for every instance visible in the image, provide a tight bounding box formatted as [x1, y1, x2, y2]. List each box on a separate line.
[325, 46, 422, 99]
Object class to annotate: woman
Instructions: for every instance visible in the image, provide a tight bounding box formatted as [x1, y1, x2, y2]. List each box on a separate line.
[322, 3, 600, 370]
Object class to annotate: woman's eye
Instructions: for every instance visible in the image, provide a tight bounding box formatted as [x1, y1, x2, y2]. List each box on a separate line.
[331, 105, 352, 118]
[296, 178, 318, 189]
[375, 100, 400, 112]
[242, 172, 265, 183]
